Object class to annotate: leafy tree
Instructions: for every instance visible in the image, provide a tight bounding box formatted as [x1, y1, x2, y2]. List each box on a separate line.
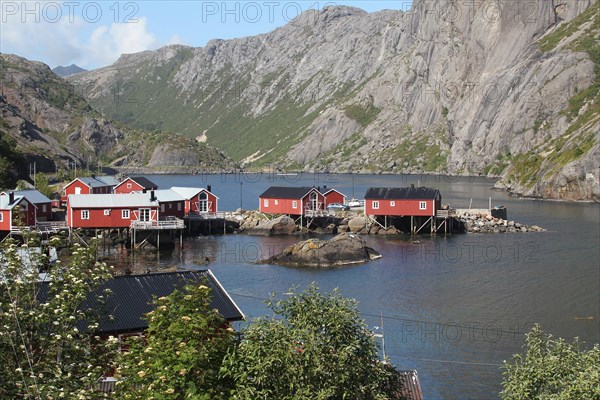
[35, 173, 53, 198]
[0, 235, 117, 399]
[0, 131, 26, 190]
[115, 283, 236, 400]
[501, 324, 600, 399]
[222, 284, 398, 400]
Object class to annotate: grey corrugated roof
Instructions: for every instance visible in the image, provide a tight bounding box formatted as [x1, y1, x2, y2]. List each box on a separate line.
[364, 187, 441, 200]
[95, 176, 119, 186]
[259, 186, 318, 199]
[68, 193, 158, 208]
[9, 190, 52, 204]
[170, 186, 219, 200]
[77, 177, 110, 188]
[153, 189, 185, 203]
[36, 270, 244, 335]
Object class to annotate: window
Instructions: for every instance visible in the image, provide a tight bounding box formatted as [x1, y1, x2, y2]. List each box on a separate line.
[264, 199, 269, 207]
[292, 201, 298, 209]
[274, 200, 279, 205]
[122, 209, 130, 219]
[81, 210, 90, 219]
[42, 204, 47, 212]
[104, 209, 110, 216]
[419, 201, 427, 210]
[390, 201, 395, 207]
[161, 204, 165, 212]
[177, 203, 182, 211]
[373, 201, 379, 210]
[169, 203, 173, 209]
[126, 183, 132, 189]
[0, 213, 3, 222]
[75, 187, 81, 195]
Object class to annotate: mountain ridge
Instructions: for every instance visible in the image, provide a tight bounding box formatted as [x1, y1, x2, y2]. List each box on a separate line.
[67, 1, 599, 200]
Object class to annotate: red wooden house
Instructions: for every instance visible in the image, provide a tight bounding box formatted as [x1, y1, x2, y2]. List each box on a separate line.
[0, 193, 36, 231]
[63, 177, 116, 204]
[154, 189, 186, 219]
[170, 186, 218, 215]
[364, 186, 441, 217]
[323, 188, 346, 206]
[114, 177, 158, 195]
[1, 190, 53, 221]
[259, 187, 325, 215]
[67, 193, 160, 229]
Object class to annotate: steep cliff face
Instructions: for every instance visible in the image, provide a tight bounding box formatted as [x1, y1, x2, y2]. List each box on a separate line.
[71, 1, 599, 200]
[0, 54, 237, 180]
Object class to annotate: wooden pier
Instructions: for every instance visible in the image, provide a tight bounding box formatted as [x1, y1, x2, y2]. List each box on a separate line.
[130, 217, 185, 250]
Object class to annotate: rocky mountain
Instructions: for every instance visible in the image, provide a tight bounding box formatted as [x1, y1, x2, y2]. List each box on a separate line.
[0, 54, 237, 188]
[52, 64, 87, 77]
[71, 0, 598, 201]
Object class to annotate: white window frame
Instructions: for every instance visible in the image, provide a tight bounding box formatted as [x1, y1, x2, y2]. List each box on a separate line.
[75, 187, 82, 195]
[390, 201, 395, 207]
[292, 201, 298, 209]
[122, 209, 130, 219]
[264, 199, 269, 207]
[42, 204, 47, 212]
[177, 203, 182, 211]
[126, 183, 132, 189]
[372, 201, 379, 210]
[104, 209, 110, 216]
[419, 201, 427, 210]
[274, 199, 279, 205]
[161, 204, 165, 212]
[0, 213, 3, 222]
[81, 210, 90, 220]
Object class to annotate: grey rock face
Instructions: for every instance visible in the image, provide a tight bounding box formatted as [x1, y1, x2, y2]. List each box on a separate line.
[71, 1, 598, 200]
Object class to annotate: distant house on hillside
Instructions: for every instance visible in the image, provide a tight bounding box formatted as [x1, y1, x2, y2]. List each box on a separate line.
[1, 189, 52, 221]
[63, 177, 116, 205]
[114, 177, 158, 194]
[259, 186, 325, 216]
[0, 193, 36, 231]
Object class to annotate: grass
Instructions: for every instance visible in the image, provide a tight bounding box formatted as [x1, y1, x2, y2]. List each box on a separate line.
[344, 101, 381, 128]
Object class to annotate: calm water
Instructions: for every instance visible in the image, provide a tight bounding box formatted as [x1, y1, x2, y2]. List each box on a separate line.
[102, 173, 600, 400]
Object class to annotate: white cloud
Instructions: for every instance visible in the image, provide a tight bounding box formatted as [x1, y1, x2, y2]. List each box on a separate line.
[82, 17, 159, 67]
[1, 11, 161, 69]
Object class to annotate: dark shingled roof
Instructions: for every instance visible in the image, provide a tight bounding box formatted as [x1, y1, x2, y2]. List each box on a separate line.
[37, 270, 244, 335]
[259, 186, 318, 199]
[129, 176, 158, 190]
[396, 370, 423, 400]
[364, 187, 441, 200]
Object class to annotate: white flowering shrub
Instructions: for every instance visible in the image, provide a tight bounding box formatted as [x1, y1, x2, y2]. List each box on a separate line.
[0, 234, 117, 399]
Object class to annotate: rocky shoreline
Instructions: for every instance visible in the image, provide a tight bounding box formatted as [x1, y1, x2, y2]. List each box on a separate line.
[218, 209, 545, 235]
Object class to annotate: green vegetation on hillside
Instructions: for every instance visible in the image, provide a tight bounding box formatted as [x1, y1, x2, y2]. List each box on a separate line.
[344, 100, 382, 128]
[0, 131, 26, 189]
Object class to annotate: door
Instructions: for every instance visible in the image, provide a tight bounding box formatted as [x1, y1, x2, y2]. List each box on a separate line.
[309, 192, 317, 210]
[75, 187, 81, 194]
[199, 192, 208, 213]
[138, 208, 150, 222]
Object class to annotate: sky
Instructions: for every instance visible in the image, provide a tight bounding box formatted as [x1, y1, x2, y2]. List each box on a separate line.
[0, 1, 413, 70]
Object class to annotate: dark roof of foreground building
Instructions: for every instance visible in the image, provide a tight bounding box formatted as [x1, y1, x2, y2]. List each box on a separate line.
[396, 370, 423, 400]
[259, 186, 319, 199]
[364, 187, 441, 200]
[37, 270, 244, 335]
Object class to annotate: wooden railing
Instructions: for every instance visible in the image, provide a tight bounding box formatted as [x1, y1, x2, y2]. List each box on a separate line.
[130, 217, 184, 230]
[436, 209, 456, 218]
[186, 212, 226, 219]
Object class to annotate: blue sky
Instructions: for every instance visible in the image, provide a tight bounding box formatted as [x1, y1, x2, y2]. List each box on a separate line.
[1, 1, 413, 70]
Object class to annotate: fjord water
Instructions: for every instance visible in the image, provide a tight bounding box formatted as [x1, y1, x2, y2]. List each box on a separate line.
[114, 173, 599, 399]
